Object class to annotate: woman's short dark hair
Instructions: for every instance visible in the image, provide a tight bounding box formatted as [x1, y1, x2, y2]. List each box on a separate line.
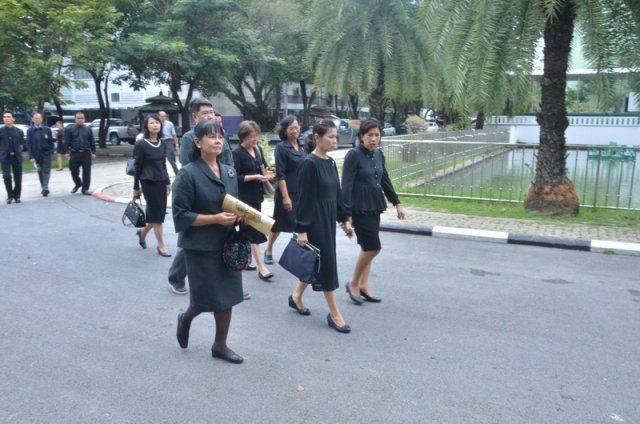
[237, 120, 261, 142]
[191, 121, 224, 162]
[358, 118, 382, 142]
[143, 113, 162, 139]
[278, 115, 298, 140]
[312, 118, 337, 139]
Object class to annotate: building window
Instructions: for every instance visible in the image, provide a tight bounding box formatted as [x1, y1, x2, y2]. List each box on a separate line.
[292, 87, 300, 96]
[73, 69, 92, 80]
[111, 93, 120, 102]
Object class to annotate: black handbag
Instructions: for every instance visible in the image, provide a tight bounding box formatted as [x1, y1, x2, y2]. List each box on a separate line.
[278, 236, 320, 284]
[223, 228, 252, 271]
[125, 158, 136, 176]
[122, 197, 146, 228]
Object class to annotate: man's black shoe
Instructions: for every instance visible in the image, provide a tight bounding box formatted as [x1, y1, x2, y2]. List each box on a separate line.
[71, 186, 80, 193]
[81, 190, 91, 196]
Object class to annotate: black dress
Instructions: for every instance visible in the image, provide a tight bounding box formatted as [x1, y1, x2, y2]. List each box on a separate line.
[133, 139, 170, 223]
[233, 145, 267, 244]
[272, 139, 306, 232]
[295, 154, 350, 292]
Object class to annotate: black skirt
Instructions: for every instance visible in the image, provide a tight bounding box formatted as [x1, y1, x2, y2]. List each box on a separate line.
[185, 249, 243, 312]
[352, 213, 382, 251]
[271, 190, 298, 233]
[55, 141, 66, 154]
[140, 180, 167, 224]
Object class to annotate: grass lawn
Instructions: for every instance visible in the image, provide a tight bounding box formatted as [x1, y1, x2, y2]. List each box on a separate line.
[400, 195, 640, 229]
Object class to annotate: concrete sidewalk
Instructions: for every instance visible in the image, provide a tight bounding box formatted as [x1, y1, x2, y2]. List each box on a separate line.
[10, 153, 639, 256]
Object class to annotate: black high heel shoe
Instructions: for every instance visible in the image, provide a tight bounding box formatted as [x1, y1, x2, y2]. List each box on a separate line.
[327, 314, 351, 333]
[136, 230, 147, 249]
[157, 247, 172, 257]
[288, 295, 310, 315]
[176, 313, 189, 348]
[360, 289, 382, 303]
[346, 284, 363, 305]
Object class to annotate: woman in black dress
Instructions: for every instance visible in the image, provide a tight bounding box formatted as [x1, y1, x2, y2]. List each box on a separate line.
[289, 119, 355, 333]
[132, 114, 172, 257]
[341, 118, 406, 304]
[172, 120, 245, 364]
[54, 121, 66, 171]
[263, 116, 305, 265]
[232, 120, 275, 281]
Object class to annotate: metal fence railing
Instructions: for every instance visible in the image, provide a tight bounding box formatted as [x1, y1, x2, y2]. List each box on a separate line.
[379, 131, 640, 210]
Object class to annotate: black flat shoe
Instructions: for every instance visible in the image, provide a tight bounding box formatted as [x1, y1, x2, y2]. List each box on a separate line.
[211, 348, 244, 364]
[360, 289, 382, 303]
[327, 314, 351, 333]
[136, 230, 147, 249]
[157, 248, 172, 257]
[258, 272, 274, 281]
[246, 264, 257, 271]
[176, 313, 189, 349]
[346, 284, 363, 305]
[288, 295, 310, 316]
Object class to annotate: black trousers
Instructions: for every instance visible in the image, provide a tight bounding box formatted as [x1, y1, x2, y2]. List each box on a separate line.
[2, 155, 22, 199]
[69, 151, 92, 191]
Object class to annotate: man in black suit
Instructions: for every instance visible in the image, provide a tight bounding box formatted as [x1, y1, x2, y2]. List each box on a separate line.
[64, 112, 96, 195]
[26, 113, 55, 197]
[0, 111, 25, 204]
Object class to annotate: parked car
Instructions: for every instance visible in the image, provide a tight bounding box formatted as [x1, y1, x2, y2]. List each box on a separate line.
[89, 119, 139, 145]
[382, 122, 396, 136]
[426, 120, 440, 132]
[301, 115, 358, 149]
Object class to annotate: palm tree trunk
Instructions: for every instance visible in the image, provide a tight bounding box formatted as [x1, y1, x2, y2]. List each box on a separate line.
[524, 0, 579, 215]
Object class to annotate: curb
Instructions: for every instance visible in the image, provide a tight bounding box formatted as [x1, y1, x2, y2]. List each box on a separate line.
[379, 222, 640, 257]
[96, 183, 640, 257]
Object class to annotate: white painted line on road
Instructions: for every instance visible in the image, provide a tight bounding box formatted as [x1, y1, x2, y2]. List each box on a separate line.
[432, 226, 509, 243]
[591, 240, 640, 256]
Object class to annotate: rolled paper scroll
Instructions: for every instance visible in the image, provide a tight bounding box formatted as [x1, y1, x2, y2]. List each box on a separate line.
[222, 194, 275, 236]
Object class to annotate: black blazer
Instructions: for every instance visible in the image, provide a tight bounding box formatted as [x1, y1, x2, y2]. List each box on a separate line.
[0, 126, 24, 162]
[133, 139, 170, 190]
[233, 145, 267, 206]
[172, 158, 239, 252]
[341, 143, 400, 215]
[26, 125, 55, 159]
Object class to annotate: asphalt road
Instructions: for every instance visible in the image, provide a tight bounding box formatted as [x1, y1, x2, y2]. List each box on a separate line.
[1, 194, 639, 423]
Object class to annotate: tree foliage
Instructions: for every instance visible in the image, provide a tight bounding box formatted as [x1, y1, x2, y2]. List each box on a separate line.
[306, 0, 430, 122]
[116, 0, 242, 131]
[422, 0, 640, 214]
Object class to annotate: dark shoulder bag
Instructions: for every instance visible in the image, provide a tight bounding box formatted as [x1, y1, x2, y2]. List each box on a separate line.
[122, 197, 146, 228]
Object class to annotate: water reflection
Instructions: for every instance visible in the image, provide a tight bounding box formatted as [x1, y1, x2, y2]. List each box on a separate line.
[429, 148, 640, 208]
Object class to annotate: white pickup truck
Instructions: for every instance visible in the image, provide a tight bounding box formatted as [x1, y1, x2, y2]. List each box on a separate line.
[90, 119, 140, 145]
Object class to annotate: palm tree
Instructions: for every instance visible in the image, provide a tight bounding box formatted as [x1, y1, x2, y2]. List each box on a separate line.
[423, 0, 640, 214]
[306, 0, 430, 121]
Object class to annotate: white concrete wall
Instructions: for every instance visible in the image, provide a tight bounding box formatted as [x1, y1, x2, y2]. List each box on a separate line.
[489, 115, 640, 146]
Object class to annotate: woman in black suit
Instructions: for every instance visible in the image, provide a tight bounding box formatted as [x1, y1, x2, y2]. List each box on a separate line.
[172, 120, 245, 364]
[232, 120, 275, 281]
[341, 118, 406, 304]
[133, 113, 172, 257]
[262, 115, 305, 264]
